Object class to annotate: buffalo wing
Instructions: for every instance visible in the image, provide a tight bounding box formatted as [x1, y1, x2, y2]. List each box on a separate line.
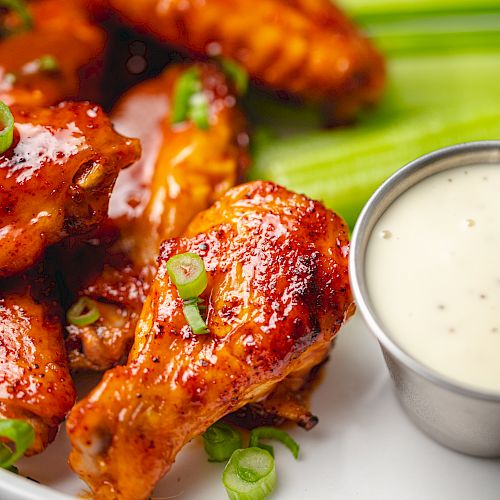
[0, 0, 104, 107]
[0, 102, 140, 278]
[0, 267, 76, 454]
[67, 181, 353, 500]
[66, 63, 248, 371]
[97, 0, 384, 119]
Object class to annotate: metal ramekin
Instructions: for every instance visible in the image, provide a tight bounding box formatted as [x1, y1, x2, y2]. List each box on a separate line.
[350, 141, 500, 457]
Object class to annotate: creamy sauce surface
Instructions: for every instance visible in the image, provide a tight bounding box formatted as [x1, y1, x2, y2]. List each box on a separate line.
[366, 164, 500, 393]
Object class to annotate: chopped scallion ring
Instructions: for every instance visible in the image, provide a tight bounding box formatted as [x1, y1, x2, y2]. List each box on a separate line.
[0, 101, 14, 154]
[0, 0, 33, 36]
[0, 419, 34, 469]
[167, 252, 210, 334]
[183, 298, 209, 335]
[166, 252, 208, 300]
[249, 427, 299, 459]
[203, 422, 243, 462]
[66, 297, 101, 327]
[171, 68, 210, 129]
[223, 447, 276, 500]
[219, 57, 249, 96]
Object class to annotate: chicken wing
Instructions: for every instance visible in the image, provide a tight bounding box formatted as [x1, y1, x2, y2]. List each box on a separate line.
[67, 181, 353, 500]
[0, 101, 140, 278]
[0, 266, 76, 454]
[96, 0, 385, 119]
[66, 63, 249, 371]
[0, 0, 104, 107]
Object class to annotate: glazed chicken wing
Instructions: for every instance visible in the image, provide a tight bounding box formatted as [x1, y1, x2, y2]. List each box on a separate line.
[66, 63, 248, 370]
[0, 267, 76, 454]
[67, 181, 353, 500]
[96, 0, 384, 119]
[0, 0, 104, 107]
[0, 102, 140, 278]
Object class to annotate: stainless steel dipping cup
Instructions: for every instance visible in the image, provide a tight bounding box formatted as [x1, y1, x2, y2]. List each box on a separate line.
[349, 141, 500, 457]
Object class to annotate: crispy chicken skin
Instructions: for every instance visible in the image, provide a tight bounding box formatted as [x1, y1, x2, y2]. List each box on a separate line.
[96, 0, 385, 119]
[0, 102, 140, 278]
[66, 63, 249, 371]
[67, 181, 353, 500]
[0, 0, 104, 107]
[0, 268, 76, 454]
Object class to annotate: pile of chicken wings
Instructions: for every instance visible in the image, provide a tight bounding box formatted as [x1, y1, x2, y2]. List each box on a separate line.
[0, 0, 381, 498]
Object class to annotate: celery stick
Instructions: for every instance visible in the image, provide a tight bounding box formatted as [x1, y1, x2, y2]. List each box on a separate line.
[249, 53, 500, 228]
[338, 0, 500, 18]
[364, 13, 500, 55]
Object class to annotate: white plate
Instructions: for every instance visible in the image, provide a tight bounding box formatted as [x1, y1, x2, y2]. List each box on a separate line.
[2, 315, 500, 499]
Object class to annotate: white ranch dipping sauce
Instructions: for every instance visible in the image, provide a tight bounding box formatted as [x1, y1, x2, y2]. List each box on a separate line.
[366, 164, 500, 393]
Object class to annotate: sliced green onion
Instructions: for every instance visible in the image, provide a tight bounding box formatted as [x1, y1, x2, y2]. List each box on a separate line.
[171, 68, 201, 124]
[219, 57, 249, 95]
[66, 297, 101, 327]
[167, 253, 209, 334]
[254, 442, 274, 458]
[188, 92, 210, 130]
[0, 101, 14, 155]
[223, 447, 276, 500]
[171, 68, 210, 129]
[203, 422, 243, 462]
[183, 298, 209, 335]
[0, 0, 33, 37]
[166, 253, 208, 300]
[0, 419, 34, 469]
[249, 427, 299, 460]
[38, 54, 59, 73]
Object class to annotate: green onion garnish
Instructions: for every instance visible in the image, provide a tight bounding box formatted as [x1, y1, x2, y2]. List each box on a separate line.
[183, 298, 209, 335]
[203, 422, 243, 463]
[223, 447, 276, 500]
[188, 92, 210, 130]
[0, 419, 34, 469]
[37, 54, 59, 74]
[0, 101, 14, 155]
[66, 297, 101, 327]
[219, 57, 249, 96]
[167, 252, 210, 334]
[249, 427, 299, 460]
[171, 68, 210, 130]
[0, 0, 33, 37]
[166, 252, 208, 300]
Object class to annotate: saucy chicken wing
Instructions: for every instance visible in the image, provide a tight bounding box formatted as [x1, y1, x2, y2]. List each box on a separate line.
[66, 63, 249, 370]
[67, 181, 353, 500]
[0, 0, 104, 107]
[0, 101, 140, 278]
[0, 267, 76, 454]
[95, 0, 385, 119]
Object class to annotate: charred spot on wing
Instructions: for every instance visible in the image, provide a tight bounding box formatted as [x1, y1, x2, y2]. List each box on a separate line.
[290, 251, 320, 305]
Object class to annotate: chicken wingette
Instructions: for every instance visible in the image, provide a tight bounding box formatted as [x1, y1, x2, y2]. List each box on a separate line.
[92, 0, 385, 119]
[67, 181, 354, 500]
[0, 0, 104, 107]
[66, 63, 249, 371]
[0, 267, 76, 455]
[0, 101, 140, 278]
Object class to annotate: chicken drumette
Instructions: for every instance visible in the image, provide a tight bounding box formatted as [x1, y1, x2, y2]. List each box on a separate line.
[67, 181, 353, 500]
[0, 267, 76, 455]
[0, 101, 140, 278]
[91, 0, 385, 120]
[65, 63, 249, 371]
[0, 0, 104, 107]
